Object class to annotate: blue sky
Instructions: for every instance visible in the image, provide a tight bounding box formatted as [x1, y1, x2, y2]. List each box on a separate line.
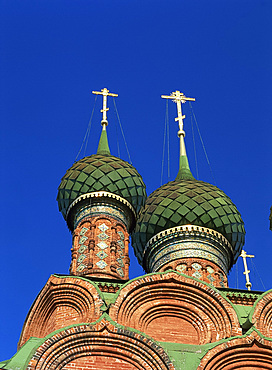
[1, 0, 271, 360]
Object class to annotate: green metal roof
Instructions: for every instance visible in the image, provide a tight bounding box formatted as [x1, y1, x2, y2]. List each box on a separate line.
[57, 153, 146, 220]
[97, 127, 110, 155]
[176, 155, 195, 181]
[132, 179, 245, 266]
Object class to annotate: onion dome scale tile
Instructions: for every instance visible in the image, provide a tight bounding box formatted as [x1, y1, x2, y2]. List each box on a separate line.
[132, 179, 245, 267]
[57, 154, 146, 226]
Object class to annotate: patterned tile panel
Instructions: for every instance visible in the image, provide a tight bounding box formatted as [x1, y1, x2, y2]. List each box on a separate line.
[75, 205, 128, 229]
[117, 267, 124, 277]
[118, 231, 125, 240]
[78, 245, 87, 253]
[96, 260, 107, 269]
[79, 236, 88, 244]
[80, 227, 88, 235]
[98, 232, 109, 241]
[117, 240, 125, 249]
[77, 263, 87, 272]
[117, 258, 124, 267]
[77, 254, 86, 263]
[98, 223, 109, 232]
[96, 251, 108, 260]
[149, 238, 229, 274]
[97, 241, 108, 250]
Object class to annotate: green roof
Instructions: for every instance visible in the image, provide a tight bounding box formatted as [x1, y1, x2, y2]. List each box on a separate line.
[57, 153, 146, 220]
[132, 179, 245, 266]
[97, 127, 110, 155]
[176, 155, 195, 180]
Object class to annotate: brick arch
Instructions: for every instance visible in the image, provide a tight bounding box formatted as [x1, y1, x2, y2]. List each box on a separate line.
[109, 271, 241, 344]
[19, 275, 104, 348]
[27, 318, 175, 370]
[92, 215, 111, 224]
[198, 330, 272, 369]
[140, 305, 206, 344]
[72, 219, 93, 239]
[251, 289, 272, 338]
[77, 218, 93, 228]
[62, 355, 139, 369]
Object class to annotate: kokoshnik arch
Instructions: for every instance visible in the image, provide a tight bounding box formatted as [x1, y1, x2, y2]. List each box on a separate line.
[1, 88, 272, 370]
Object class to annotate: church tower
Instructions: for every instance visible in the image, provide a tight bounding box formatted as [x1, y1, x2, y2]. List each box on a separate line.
[1, 89, 272, 370]
[57, 89, 146, 282]
[132, 91, 245, 288]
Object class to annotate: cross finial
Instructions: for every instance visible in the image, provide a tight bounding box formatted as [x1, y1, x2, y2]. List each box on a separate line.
[161, 91, 195, 137]
[240, 250, 255, 291]
[92, 88, 118, 126]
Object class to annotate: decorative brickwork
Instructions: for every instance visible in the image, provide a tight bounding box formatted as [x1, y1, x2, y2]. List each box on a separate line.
[62, 356, 137, 369]
[198, 330, 272, 369]
[220, 289, 261, 306]
[97, 281, 123, 293]
[161, 258, 227, 288]
[251, 289, 272, 338]
[18, 275, 104, 348]
[26, 318, 175, 370]
[110, 271, 241, 345]
[70, 211, 129, 280]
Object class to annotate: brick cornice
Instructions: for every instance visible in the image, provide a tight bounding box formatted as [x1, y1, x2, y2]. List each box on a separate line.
[198, 329, 272, 369]
[250, 288, 272, 338]
[26, 315, 175, 370]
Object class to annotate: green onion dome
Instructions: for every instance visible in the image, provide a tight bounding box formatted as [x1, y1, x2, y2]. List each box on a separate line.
[57, 127, 146, 230]
[132, 178, 245, 266]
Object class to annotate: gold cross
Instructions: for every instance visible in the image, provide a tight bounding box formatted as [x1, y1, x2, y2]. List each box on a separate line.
[240, 250, 255, 291]
[92, 88, 118, 124]
[161, 91, 195, 135]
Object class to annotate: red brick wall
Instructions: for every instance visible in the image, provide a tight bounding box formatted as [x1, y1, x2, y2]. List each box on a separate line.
[145, 315, 198, 344]
[22, 303, 84, 343]
[62, 355, 137, 370]
[42, 305, 79, 337]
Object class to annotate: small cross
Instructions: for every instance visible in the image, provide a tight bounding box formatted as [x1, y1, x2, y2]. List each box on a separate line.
[92, 88, 118, 125]
[161, 91, 195, 136]
[240, 250, 255, 291]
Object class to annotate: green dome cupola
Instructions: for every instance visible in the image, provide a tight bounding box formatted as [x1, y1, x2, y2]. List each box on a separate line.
[57, 149, 146, 231]
[132, 90, 245, 287]
[132, 178, 245, 265]
[57, 88, 146, 232]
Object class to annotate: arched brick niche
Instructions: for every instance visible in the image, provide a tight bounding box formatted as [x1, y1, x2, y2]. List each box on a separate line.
[251, 289, 272, 338]
[198, 330, 272, 369]
[109, 271, 241, 345]
[26, 318, 175, 370]
[19, 275, 104, 348]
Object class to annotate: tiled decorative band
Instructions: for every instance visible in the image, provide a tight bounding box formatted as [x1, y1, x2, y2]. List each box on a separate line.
[143, 225, 233, 274]
[67, 191, 135, 231]
[74, 203, 128, 229]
